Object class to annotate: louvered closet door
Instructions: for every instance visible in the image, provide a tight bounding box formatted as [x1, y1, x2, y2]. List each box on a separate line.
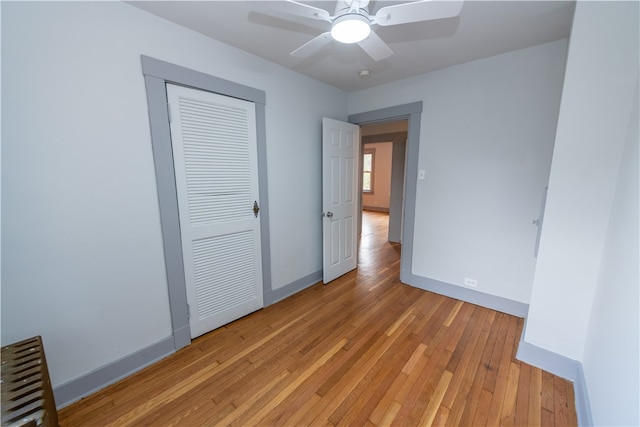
[166, 84, 263, 339]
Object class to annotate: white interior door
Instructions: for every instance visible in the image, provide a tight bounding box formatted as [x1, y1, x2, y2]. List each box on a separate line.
[167, 83, 263, 339]
[322, 118, 360, 284]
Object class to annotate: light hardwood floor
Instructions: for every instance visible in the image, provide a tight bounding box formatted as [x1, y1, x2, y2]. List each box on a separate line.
[59, 211, 577, 426]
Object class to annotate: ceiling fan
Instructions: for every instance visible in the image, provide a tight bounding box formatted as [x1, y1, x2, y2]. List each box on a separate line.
[261, 0, 464, 61]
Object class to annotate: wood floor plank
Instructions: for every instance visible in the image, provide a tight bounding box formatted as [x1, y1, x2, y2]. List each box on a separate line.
[418, 370, 453, 426]
[565, 378, 578, 426]
[240, 338, 348, 426]
[58, 211, 577, 427]
[554, 374, 570, 426]
[329, 334, 418, 426]
[472, 389, 494, 426]
[442, 308, 489, 409]
[528, 367, 543, 426]
[444, 330, 490, 426]
[214, 370, 290, 426]
[403, 344, 455, 425]
[457, 311, 503, 426]
[281, 393, 321, 426]
[515, 361, 531, 427]
[434, 405, 451, 427]
[486, 313, 519, 426]
[500, 362, 521, 426]
[542, 408, 555, 427]
[309, 310, 416, 425]
[443, 300, 464, 327]
[483, 313, 509, 393]
[402, 343, 427, 375]
[541, 370, 555, 412]
[445, 306, 484, 378]
[378, 400, 402, 426]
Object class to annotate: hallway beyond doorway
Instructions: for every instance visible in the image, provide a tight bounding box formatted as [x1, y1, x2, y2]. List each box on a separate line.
[359, 210, 400, 273]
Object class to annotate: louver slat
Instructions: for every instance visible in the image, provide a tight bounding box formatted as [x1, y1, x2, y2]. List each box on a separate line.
[192, 232, 256, 319]
[178, 97, 252, 225]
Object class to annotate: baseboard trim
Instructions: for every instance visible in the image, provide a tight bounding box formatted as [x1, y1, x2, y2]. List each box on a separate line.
[53, 272, 323, 410]
[574, 364, 594, 426]
[52, 269, 594, 425]
[401, 269, 529, 318]
[516, 339, 579, 380]
[54, 336, 175, 409]
[516, 333, 593, 426]
[173, 324, 191, 350]
[270, 270, 323, 304]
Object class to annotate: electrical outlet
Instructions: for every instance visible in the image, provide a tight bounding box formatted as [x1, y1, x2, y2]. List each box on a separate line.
[464, 278, 478, 288]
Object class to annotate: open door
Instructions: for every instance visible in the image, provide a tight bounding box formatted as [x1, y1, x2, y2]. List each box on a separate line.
[322, 118, 360, 284]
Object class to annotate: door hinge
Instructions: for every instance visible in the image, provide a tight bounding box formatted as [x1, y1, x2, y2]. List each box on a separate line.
[167, 102, 172, 123]
[186, 304, 190, 319]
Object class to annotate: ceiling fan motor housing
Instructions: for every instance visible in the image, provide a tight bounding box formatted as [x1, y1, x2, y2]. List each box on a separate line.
[331, 13, 371, 43]
[335, 0, 370, 16]
[331, 0, 373, 44]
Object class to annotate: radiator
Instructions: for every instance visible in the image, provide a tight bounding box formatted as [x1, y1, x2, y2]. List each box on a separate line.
[1, 336, 59, 427]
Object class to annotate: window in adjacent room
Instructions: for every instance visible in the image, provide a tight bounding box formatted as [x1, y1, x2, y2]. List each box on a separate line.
[363, 149, 375, 193]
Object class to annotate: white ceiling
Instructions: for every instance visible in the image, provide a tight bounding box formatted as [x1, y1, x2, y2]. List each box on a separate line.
[129, 0, 575, 92]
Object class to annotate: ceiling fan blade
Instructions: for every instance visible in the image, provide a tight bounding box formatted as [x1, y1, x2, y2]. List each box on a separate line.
[358, 31, 393, 61]
[262, 0, 332, 24]
[374, 0, 463, 26]
[291, 32, 333, 58]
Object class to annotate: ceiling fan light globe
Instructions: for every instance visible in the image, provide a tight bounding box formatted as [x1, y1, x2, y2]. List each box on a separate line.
[331, 14, 371, 44]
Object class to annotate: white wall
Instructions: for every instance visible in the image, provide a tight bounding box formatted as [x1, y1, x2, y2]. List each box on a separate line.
[524, 1, 639, 361]
[1, 1, 347, 389]
[523, 2, 639, 424]
[582, 84, 638, 427]
[363, 142, 393, 210]
[349, 39, 568, 303]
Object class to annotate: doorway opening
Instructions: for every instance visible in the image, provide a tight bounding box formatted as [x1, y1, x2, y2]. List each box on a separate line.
[357, 120, 408, 283]
[348, 101, 423, 285]
[359, 120, 408, 246]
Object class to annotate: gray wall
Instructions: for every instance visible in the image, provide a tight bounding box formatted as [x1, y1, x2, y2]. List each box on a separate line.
[349, 39, 568, 304]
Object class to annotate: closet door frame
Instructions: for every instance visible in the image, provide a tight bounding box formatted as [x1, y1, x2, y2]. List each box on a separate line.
[142, 55, 272, 350]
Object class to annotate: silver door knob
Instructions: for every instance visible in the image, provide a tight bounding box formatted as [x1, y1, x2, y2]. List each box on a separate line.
[326, 212, 333, 218]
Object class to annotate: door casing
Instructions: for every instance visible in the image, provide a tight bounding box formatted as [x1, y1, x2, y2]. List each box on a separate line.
[142, 55, 272, 350]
